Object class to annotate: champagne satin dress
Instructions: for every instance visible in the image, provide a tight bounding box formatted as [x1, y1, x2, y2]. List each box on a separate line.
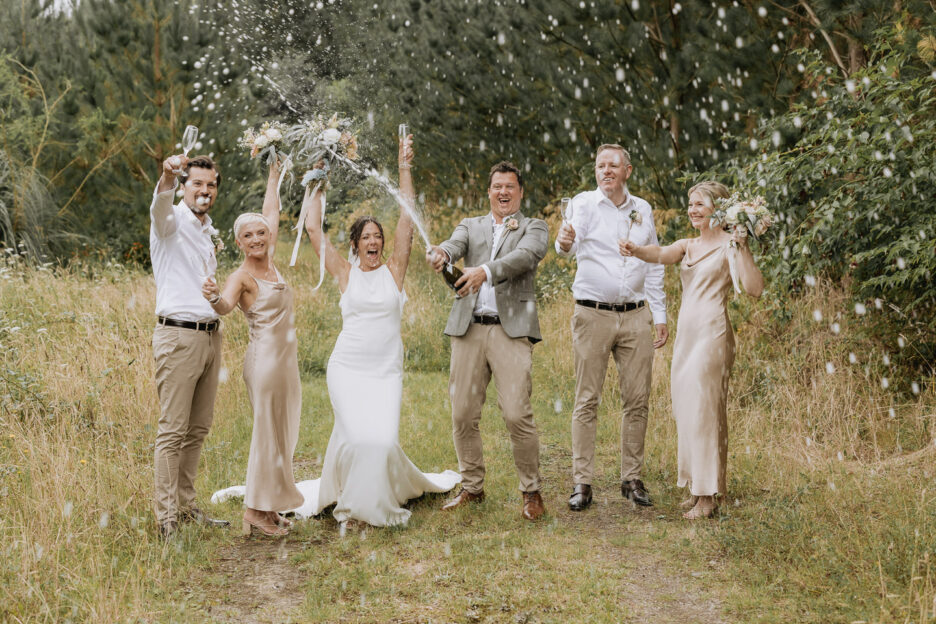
[671, 243, 736, 497]
[241, 269, 305, 512]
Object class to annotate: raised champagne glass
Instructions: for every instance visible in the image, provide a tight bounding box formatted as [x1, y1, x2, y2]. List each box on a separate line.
[173, 125, 200, 174]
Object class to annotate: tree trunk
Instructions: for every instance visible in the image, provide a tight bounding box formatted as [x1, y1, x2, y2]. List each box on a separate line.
[847, 14, 867, 74]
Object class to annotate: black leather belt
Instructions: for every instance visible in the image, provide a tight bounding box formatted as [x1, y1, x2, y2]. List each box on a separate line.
[472, 315, 501, 325]
[157, 316, 220, 332]
[575, 299, 645, 313]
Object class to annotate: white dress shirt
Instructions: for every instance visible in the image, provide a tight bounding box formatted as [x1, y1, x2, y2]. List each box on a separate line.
[473, 215, 508, 317]
[149, 182, 219, 322]
[555, 188, 666, 325]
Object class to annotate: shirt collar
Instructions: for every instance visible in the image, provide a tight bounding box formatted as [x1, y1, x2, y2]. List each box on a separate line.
[596, 187, 633, 211]
[489, 211, 520, 226]
[178, 200, 215, 232]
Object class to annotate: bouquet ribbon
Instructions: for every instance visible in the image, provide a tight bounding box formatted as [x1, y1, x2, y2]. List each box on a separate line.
[727, 242, 741, 294]
[289, 182, 327, 293]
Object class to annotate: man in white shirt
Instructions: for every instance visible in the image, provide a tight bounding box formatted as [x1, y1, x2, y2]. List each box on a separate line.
[556, 144, 668, 511]
[150, 153, 229, 538]
[427, 161, 549, 521]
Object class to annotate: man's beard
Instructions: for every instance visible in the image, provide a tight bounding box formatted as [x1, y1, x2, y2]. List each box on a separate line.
[189, 196, 212, 214]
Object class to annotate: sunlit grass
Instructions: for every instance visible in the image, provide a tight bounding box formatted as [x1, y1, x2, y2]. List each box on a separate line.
[0, 227, 933, 622]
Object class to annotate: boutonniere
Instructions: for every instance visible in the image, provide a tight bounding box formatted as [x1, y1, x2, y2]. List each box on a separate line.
[505, 217, 519, 231]
[208, 227, 225, 253]
[628, 209, 642, 226]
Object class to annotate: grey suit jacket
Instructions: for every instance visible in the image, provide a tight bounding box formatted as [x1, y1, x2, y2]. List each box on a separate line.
[438, 213, 549, 341]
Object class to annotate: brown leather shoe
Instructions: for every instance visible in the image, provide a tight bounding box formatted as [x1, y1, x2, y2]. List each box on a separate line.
[522, 490, 545, 521]
[441, 488, 485, 511]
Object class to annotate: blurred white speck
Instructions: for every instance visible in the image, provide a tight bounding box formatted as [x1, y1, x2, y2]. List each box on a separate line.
[63, 501, 73, 518]
[553, 398, 562, 413]
[911, 382, 920, 395]
[804, 275, 816, 287]
[805, 436, 812, 446]
[854, 302, 866, 315]
[218, 367, 229, 384]
[848, 352, 857, 364]
[896, 257, 905, 269]
[825, 362, 835, 374]
[897, 337, 905, 348]
[812, 309, 823, 322]
[837, 451, 844, 461]
[830, 322, 840, 334]
[98, 512, 110, 529]
[443, 543, 452, 557]
[881, 377, 889, 389]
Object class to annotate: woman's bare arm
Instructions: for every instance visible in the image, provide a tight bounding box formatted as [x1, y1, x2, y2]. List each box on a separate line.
[387, 134, 415, 291]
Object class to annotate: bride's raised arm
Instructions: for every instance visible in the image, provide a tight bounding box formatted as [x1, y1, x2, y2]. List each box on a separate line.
[303, 163, 352, 291]
[387, 133, 415, 290]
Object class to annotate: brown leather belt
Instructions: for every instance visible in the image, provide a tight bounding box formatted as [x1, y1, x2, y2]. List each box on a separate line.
[157, 316, 220, 332]
[472, 315, 501, 325]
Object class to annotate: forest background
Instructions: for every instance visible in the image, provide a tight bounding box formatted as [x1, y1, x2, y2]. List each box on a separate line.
[1, 0, 936, 622]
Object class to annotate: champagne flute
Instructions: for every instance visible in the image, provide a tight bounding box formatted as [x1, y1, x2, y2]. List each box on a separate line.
[173, 125, 200, 174]
[560, 197, 572, 224]
[398, 123, 409, 163]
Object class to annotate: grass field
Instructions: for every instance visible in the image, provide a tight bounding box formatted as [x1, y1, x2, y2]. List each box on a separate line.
[0, 219, 933, 622]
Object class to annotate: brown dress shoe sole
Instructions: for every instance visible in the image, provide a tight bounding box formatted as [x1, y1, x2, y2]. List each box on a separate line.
[441, 490, 485, 511]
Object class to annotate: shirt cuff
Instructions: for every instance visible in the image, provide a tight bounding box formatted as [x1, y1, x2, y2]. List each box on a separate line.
[154, 178, 179, 197]
[481, 264, 492, 282]
[651, 310, 667, 325]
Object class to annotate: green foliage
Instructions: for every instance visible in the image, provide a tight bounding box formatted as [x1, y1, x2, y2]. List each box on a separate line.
[705, 27, 936, 337]
[0, 56, 80, 259]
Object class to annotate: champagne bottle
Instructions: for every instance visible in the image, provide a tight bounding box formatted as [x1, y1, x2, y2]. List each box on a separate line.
[441, 262, 464, 298]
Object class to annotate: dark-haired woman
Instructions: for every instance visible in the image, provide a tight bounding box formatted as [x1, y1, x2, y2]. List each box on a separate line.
[298, 133, 460, 527]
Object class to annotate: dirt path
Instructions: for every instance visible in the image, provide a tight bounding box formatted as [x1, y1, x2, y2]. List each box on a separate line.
[196, 497, 729, 624]
[559, 496, 729, 624]
[200, 536, 312, 623]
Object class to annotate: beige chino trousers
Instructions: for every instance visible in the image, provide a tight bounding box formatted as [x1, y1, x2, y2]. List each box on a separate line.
[571, 304, 654, 485]
[152, 324, 222, 524]
[449, 323, 541, 494]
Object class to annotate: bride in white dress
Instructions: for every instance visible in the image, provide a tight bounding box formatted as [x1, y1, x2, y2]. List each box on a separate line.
[211, 134, 459, 526]
[298, 132, 459, 526]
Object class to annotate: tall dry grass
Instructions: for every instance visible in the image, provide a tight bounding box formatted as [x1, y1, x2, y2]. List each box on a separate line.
[0, 213, 933, 621]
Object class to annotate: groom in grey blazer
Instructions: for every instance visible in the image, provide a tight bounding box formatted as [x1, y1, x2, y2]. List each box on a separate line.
[428, 161, 549, 521]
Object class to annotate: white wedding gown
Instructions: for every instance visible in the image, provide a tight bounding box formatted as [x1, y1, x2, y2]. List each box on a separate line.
[213, 264, 460, 526]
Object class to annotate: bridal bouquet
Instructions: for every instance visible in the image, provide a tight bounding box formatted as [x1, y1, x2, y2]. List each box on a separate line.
[238, 121, 290, 164]
[285, 113, 360, 186]
[710, 193, 773, 245]
[710, 193, 773, 294]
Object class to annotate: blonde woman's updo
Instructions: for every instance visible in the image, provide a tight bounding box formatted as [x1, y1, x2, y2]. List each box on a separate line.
[233, 212, 271, 239]
[688, 181, 730, 208]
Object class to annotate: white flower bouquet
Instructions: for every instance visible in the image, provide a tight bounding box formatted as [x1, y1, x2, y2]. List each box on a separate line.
[238, 121, 289, 164]
[710, 193, 773, 294]
[285, 113, 360, 185]
[710, 193, 774, 244]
